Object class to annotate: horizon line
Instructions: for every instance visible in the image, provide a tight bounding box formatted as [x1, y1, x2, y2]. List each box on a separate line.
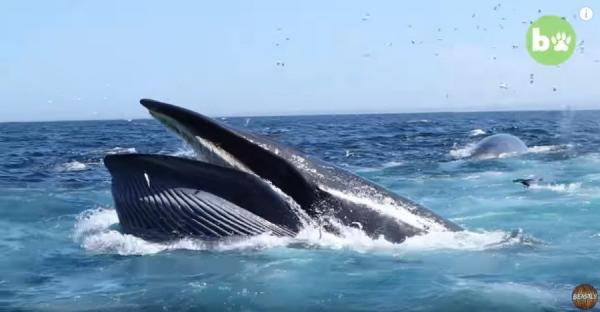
[1, 107, 598, 124]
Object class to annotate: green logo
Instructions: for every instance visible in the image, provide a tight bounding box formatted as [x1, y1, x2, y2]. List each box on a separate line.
[526, 15, 576, 65]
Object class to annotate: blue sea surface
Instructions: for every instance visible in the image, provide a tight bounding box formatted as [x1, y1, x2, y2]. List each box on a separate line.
[1, 110, 600, 311]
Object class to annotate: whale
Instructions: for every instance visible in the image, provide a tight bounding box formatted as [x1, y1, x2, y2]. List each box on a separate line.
[470, 133, 528, 159]
[103, 99, 461, 243]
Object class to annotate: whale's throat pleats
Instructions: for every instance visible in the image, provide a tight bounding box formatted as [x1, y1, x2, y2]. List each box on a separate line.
[104, 154, 301, 240]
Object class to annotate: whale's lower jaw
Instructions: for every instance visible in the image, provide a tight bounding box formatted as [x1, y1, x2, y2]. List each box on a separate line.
[104, 154, 302, 241]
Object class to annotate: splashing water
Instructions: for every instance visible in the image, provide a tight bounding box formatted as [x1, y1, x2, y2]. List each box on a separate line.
[58, 160, 89, 172]
[451, 142, 570, 159]
[529, 182, 582, 193]
[107, 146, 137, 154]
[469, 129, 487, 137]
[73, 208, 534, 256]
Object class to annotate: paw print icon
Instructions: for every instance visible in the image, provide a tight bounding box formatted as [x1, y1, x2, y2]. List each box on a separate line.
[551, 32, 571, 52]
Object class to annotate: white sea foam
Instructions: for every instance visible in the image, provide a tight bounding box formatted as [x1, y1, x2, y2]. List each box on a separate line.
[451, 143, 569, 159]
[462, 174, 481, 180]
[73, 208, 119, 240]
[170, 146, 196, 158]
[74, 208, 531, 256]
[382, 161, 404, 168]
[495, 152, 521, 159]
[450, 144, 521, 160]
[59, 161, 89, 172]
[351, 161, 404, 174]
[73, 208, 205, 255]
[450, 143, 476, 159]
[461, 170, 507, 180]
[408, 119, 431, 123]
[527, 144, 570, 154]
[469, 129, 486, 137]
[451, 211, 514, 222]
[107, 147, 137, 154]
[354, 166, 381, 173]
[529, 182, 581, 193]
[398, 229, 528, 251]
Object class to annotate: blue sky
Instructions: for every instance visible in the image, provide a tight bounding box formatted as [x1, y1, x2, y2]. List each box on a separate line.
[1, 0, 599, 121]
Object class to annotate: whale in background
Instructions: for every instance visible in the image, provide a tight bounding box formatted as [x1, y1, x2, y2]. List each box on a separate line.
[103, 99, 462, 243]
[470, 133, 528, 159]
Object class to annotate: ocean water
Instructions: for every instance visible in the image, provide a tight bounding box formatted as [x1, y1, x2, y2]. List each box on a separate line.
[1, 110, 600, 311]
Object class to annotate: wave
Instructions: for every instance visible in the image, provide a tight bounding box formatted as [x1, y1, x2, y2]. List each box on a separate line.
[461, 171, 505, 180]
[73, 208, 535, 256]
[450, 143, 571, 159]
[353, 160, 404, 173]
[450, 143, 476, 159]
[407, 119, 431, 124]
[469, 129, 486, 137]
[107, 147, 137, 155]
[382, 160, 404, 168]
[582, 153, 600, 163]
[57, 161, 89, 172]
[527, 144, 571, 154]
[451, 211, 514, 222]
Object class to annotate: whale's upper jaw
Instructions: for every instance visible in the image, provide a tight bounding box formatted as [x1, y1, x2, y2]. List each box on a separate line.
[140, 99, 225, 135]
[139, 99, 319, 210]
[140, 98, 243, 170]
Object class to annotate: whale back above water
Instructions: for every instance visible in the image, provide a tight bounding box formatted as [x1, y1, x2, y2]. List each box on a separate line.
[470, 133, 528, 159]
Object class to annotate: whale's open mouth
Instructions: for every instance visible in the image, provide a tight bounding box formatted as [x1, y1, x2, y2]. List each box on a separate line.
[104, 99, 461, 244]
